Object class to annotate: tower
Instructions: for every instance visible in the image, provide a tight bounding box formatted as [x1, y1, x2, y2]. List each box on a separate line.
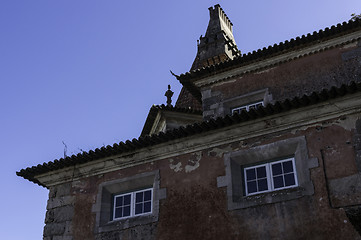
[191, 4, 240, 70]
[176, 4, 240, 109]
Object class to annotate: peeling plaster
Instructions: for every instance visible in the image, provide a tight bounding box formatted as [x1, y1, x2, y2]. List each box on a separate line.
[334, 115, 359, 131]
[208, 146, 233, 158]
[169, 159, 183, 172]
[290, 115, 359, 135]
[185, 152, 202, 173]
[291, 123, 319, 135]
[342, 42, 358, 49]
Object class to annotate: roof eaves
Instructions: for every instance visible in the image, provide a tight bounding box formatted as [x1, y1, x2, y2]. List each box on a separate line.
[17, 81, 361, 187]
[140, 105, 160, 137]
[140, 105, 203, 137]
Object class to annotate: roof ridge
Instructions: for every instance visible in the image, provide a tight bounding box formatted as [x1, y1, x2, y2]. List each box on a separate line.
[152, 104, 203, 114]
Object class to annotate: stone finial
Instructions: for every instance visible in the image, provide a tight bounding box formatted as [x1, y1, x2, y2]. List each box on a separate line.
[165, 85, 174, 107]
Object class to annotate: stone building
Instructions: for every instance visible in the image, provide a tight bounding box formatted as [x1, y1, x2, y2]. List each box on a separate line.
[18, 4, 361, 240]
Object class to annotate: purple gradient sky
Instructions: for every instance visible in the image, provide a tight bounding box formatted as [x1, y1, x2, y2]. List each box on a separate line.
[1, 0, 360, 239]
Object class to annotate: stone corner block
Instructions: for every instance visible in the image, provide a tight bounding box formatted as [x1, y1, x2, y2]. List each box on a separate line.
[217, 176, 227, 188]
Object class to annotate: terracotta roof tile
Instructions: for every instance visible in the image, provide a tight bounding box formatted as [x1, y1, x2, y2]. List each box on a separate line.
[17, 81, 361, 187]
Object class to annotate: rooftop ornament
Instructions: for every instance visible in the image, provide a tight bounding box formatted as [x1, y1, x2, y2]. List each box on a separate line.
[165, 85, 174, 107]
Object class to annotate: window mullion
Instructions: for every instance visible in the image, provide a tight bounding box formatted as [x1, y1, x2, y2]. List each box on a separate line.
[267, 163, 274, 191]
[292, 158, 299, 186]
[131, 192, 134, 217]
[113, 196, 116, 220]
[244, 168, 248, 195]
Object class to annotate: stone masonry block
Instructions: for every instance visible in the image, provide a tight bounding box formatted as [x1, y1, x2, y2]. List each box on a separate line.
[47, 196, 75, 210]
[64, 221, 73, 235]
[356, 119, 361, 133]
[203, 95, 221, 108]
[353, 134, 361, 149]
[43, 222, 66, 236]
[49, 187, 57, 199]
[210, 103, 220, 110]
[55, 183, 72, 197]
[308, 157, 319, 169]
[356, 150, 361, 172]
[217, 176, 227, 188]
[53, 205, 74, 222]
[53, 236, 73, 240]
[203, 110, 214, 117]
[156, 188, 167, 200]
[202, 89, 212, 99]
[45, 209, 54, 224]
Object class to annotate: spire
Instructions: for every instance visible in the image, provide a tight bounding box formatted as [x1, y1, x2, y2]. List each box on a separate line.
[191, 4, 240, 70]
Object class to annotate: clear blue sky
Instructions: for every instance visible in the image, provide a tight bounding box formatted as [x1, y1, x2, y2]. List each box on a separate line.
[1, 0, 360, 239]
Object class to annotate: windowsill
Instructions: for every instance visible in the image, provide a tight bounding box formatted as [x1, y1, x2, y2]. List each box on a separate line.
[233, 187, 305, 209]
[245, 185, 299, 197]
[99, 213, 158, 232]
[112, 212, 153, 221]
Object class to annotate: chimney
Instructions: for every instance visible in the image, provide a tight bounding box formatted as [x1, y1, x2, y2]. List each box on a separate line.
[190, 4, 240, 71]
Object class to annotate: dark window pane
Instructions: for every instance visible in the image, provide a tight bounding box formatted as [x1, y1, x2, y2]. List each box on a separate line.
[135, 192, 143, 203]
[123, 194, 131, 205]
[144, 190, 151, 201]
[283, 161, 294, 173]
[123, 206, 131, 216]
[247, 180, 257, 194]
[256, 166, 266, 178]
[257, 179, 268, 191]
[272, 163, 282, 176]
[284, 173, 296, 186]
[115, 196, 123, 207]
[144, 202, 151, 213]
[246, 168, 256, 181]
[273, 176, 284, 189]
[135, 203, 143, 214]
[114, 207, 122, 218]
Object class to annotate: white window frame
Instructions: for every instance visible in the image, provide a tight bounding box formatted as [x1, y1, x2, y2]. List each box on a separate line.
[113, 188, 153, 220]
[232, 101, 264, 114]
[244, 157, 298, 196]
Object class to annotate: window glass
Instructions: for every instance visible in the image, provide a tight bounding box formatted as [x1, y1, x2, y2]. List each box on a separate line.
[244, 164, 269, 195]
[113, 188, 152, 220]
[135, 203, 143, 215]
[134, 189, 152, 215]
[114, 193, 132, 218]
[244, 158, 297, 196]
[232, 101, 264, 115]
[136, 192, 143, 203]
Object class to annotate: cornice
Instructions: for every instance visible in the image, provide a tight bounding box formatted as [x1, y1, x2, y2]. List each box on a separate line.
[35, 91, 361, 187]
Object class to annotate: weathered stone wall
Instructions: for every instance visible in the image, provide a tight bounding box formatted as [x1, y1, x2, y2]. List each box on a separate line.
[44, 183, 74, 240]
[155, 117, 361, 239]
[42, 114, 361, 239]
